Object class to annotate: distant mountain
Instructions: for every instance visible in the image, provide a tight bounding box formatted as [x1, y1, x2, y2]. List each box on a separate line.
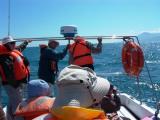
[138, 32, 160, 42]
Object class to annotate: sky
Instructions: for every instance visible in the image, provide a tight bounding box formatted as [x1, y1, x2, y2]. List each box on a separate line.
[0, 0, 160, 46]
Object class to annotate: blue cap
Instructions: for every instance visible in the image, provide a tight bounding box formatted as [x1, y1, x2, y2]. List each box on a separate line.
[27, 79, 50, 98]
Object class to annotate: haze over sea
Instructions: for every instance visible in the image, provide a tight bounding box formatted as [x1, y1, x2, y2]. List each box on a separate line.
[1, 41, 160, 108]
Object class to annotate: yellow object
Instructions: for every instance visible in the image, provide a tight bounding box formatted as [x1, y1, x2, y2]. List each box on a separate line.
[51, 106, 108, 120]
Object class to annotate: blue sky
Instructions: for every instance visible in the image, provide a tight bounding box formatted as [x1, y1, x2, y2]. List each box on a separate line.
[0, 0, 160, 45]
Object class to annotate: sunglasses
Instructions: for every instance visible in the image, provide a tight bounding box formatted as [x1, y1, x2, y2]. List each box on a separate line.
[9, 42, 16, 45]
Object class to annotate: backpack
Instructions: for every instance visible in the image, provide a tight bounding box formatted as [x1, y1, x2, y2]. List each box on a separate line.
[0, 54, 19, 87]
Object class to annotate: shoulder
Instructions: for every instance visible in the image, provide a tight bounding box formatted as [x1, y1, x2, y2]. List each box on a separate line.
[0, 44, 8, 53]
[43, 48, 54, 53]
[85, 41, 94, 48]
[85, 41, 92, 45]
[43, 48, 57, 57]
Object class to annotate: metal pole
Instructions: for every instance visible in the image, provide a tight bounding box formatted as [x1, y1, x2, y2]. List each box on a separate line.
[8, 0, 11, 36]
[0, 35, 138, 41]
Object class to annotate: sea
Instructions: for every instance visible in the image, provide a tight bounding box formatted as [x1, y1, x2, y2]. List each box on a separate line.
[1, 41, 160, 109]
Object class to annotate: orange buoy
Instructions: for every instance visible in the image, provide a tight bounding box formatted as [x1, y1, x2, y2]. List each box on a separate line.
[122, 41, 144, 77]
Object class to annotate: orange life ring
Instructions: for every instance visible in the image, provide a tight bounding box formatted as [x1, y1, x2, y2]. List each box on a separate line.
[122, 41, 144, 77]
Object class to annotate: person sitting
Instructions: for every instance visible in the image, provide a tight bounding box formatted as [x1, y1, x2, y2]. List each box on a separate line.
[100, 85, 121, 120]
[101, 85, 121, 114]
[33, 65, 121, 120]
[14, 79, 55, 120]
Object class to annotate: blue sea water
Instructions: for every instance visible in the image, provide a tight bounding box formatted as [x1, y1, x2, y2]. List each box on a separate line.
[1, 42, 160, 108]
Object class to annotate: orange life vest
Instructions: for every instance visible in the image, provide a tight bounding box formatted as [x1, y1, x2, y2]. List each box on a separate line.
[33, 106, 108, 120]
[0, 45, 29, 82]
[69, 39, 93, 66]
[122, 41, 144, 77]
[15, 96, 55, 120]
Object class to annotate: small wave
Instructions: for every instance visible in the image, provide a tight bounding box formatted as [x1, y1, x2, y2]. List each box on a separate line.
[105, 72, 123, 75]
[146, 60, 160, 64]
[135, 82, 160, 91]
[135, 81, 148, 86]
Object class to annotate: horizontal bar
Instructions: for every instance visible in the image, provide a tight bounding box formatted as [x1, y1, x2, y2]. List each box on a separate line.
[0, 35, 138, 42]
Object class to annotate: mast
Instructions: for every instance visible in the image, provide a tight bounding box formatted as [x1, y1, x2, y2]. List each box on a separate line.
[8, 0, 11, 36]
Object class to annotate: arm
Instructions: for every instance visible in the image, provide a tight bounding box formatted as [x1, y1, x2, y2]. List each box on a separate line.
[48, 45, 69, 61]
[86, 37, 102, 54]
[68, 53, 74, 64]
[56, 44, 69, 60]
[16, 40, 32, 52]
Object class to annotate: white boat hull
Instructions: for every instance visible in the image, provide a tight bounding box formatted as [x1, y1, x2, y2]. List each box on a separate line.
[118, 93, 160, 120]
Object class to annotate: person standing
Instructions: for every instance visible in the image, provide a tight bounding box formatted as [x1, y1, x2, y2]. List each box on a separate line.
[38, 39, 68, 96]
[0, 36, 30, 120]
[68, 36, 102, 70]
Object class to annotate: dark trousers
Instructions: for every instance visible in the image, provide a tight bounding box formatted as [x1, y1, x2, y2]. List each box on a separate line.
[81, 64, 94, 71]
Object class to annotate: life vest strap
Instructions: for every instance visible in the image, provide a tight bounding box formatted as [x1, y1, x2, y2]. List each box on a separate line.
[73, 53, 91, 61]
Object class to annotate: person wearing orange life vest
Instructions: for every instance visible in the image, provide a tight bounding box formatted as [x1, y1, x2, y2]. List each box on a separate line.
[15, 79, 55, 120]
[68, 36, 102, 70]
[33, 65, 119, 120]
[0, 36, 31, 120]
[33, 65, 121, 120]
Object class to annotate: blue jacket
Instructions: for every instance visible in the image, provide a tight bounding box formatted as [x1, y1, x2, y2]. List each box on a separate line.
[38, 47, 67, 84]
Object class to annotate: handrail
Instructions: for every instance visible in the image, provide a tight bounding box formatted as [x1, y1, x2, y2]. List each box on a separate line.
[0, 35, 138, 42]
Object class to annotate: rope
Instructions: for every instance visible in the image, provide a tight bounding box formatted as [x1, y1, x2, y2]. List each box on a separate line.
[135, 37, 159, 108]
[155, 102, 160, 119]
[136, 77, 142, 104]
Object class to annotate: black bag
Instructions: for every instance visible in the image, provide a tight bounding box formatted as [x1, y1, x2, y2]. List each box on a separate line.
[23, 56, 30, 66]
[101, 94, 121, 113]
[0, 55, 19, 88]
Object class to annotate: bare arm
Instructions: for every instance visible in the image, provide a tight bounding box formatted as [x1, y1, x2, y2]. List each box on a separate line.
[48, 44, 69, 61]
[87, 37, 102, 54]
[16, 40, 32, 52]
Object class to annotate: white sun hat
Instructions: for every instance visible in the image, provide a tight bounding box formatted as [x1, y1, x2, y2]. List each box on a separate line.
[2, 36, 17, 44]
[53, 65, 110, 108]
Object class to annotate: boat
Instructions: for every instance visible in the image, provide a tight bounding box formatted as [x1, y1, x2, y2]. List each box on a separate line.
[1, 26, 160, 120]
